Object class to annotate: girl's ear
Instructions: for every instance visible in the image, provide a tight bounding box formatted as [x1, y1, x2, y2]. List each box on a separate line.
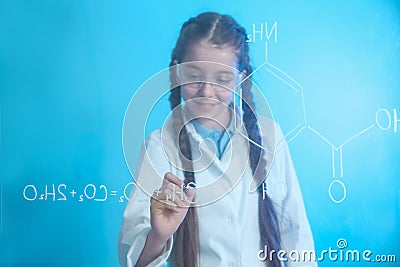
[240, 69, 247, 81]
[234, 69, 247, 92]
[171, 59, 180, 87]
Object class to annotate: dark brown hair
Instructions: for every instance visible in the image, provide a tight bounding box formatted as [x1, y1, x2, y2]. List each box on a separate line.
[168, 12, 281, 267]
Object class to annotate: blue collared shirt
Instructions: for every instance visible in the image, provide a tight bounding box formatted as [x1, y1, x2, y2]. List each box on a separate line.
[191, 118, 235, 159]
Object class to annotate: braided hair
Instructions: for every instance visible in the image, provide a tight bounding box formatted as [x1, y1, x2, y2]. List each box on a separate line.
[168, 12, 281, 267]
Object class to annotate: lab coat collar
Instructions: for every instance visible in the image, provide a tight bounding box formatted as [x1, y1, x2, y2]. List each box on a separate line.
[183, 104, 246, 143]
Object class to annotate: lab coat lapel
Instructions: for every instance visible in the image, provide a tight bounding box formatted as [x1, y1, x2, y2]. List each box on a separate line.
[191, 132, 250, 205]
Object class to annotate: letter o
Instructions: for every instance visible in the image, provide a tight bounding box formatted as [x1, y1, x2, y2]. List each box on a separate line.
[328, 180, 346, 203]
[23, 184, 37, 201]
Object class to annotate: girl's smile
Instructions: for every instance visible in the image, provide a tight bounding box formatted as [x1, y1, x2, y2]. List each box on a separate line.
[192, 97, 219, 110]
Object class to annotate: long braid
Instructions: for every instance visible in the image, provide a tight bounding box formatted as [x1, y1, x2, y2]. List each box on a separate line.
[168, 60, 199, 267]
[241, 67, 282, 267]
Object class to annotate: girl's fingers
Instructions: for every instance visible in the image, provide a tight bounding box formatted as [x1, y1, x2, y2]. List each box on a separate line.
[162, 172, 184, 187]
[151, 172, 197, 210]
[153, 184, 194, 209]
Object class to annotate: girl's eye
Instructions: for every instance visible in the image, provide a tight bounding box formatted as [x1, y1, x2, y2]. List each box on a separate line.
[215, 75, 233, 84]
[186, 73, 202, 80]
[216, 79, 230, 84]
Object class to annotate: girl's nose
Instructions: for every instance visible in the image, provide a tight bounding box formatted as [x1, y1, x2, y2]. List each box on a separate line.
[197, 81, 215, 97]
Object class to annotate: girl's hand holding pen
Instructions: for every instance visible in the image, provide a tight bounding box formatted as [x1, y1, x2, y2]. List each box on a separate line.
[150, 172, 196, 244]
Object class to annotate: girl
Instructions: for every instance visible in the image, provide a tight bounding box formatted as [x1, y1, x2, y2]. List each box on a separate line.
[119, 12, 316, 267]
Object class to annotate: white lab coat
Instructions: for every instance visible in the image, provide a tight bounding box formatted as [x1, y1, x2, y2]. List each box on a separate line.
[118, 115, 317, 267]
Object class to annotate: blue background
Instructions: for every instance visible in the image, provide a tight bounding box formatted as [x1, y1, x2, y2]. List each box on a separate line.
[1, 0, 399, 266]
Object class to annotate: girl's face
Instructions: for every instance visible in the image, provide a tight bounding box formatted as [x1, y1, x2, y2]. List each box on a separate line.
[179, 40, 243, 129]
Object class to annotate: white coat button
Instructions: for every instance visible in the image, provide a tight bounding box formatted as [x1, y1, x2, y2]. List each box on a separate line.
[225, 218, 233, 223]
